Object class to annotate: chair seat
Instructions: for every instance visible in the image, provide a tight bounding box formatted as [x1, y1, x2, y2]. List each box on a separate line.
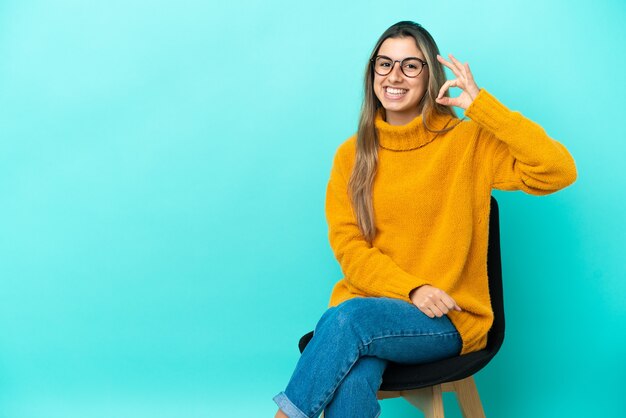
[378, 345, 499, 391]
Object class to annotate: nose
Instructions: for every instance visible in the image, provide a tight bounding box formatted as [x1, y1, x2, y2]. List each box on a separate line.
[388, 61, 404, 82]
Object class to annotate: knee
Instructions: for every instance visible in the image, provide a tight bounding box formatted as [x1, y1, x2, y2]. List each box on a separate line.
[316, 298, 369, 334]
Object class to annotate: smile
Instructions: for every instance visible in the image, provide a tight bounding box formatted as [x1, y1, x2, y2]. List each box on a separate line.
[384, 87, 408, 99]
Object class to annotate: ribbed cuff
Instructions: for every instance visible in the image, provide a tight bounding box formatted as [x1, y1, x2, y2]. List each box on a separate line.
[390, 270, 430, 303]
[464, 89, 521, 134]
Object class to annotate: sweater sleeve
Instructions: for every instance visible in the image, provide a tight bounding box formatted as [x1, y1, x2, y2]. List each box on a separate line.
[465, 89, 577, 194]
[325, 142, 430, 301]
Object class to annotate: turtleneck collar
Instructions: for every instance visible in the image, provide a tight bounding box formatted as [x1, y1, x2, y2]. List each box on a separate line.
[375, 108, 456, 151]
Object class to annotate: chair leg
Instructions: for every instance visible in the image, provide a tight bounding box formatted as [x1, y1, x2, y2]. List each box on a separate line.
[453, 376, 486, 418]
[403, 384, 444, 418]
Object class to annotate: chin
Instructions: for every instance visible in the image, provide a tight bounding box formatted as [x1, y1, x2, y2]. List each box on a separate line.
[383, 99, 419, 112]
[384, 103, 412, 113]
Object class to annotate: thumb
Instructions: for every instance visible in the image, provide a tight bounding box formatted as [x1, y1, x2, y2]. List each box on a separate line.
[435, 96, 460, 107]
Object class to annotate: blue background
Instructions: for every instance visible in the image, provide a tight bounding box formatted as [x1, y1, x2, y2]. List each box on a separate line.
[1, 0, 624, 417]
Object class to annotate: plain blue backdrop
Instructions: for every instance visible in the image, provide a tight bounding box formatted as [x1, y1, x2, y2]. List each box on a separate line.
[0, 0, 624, 417]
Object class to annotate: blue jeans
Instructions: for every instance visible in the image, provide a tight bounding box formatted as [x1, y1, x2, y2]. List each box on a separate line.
[273, 297, 462, 418]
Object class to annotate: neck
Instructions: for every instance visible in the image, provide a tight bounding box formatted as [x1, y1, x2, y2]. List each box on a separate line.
[384, 107, 422, 126]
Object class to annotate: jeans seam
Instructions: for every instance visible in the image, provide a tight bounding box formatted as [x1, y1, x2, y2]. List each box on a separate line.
[359, 331, 462, 359]
[364, 331, 460, 345]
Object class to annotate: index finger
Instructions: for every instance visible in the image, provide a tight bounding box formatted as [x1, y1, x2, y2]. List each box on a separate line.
[441, 292, 463, 311]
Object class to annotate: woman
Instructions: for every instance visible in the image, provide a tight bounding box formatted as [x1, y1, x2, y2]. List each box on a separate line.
[273, 21, 576, 418]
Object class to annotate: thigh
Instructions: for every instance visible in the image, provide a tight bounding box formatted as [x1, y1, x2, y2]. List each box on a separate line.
[320, 297, 462, 364]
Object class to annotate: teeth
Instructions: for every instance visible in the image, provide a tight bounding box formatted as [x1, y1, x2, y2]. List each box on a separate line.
[386, 87, 407, 95]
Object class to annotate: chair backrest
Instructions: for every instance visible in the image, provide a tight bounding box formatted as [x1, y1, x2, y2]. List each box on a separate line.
[486, 196, 505, 352]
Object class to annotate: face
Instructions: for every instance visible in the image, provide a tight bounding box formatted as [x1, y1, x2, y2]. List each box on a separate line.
[373, 37, 429, 126]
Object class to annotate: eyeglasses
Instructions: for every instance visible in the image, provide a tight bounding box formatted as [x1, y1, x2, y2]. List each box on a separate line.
[370, 55, 428, 78]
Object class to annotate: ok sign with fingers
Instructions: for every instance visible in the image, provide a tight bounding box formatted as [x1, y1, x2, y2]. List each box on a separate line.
[435, 54, 481, 110]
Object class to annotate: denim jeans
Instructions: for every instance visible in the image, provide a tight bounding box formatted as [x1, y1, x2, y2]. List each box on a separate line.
[273, 297, 462, 418]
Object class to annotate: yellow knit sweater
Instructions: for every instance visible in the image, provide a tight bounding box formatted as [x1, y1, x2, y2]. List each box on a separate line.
[325, 89, 577, 355]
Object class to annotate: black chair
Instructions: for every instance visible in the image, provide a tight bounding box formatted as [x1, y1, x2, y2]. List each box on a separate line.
[298, 196, 504, 417]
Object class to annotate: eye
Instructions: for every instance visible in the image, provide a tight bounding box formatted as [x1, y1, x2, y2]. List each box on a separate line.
[375, 57, 393, 68]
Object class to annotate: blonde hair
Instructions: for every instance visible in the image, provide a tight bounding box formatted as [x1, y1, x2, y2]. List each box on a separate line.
[349, 21, 461, 243]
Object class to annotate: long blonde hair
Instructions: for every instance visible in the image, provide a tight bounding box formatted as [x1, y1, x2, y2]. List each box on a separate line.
[349, 21, 460, 243]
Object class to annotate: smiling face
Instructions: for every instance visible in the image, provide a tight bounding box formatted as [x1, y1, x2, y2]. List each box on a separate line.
[373, 37, 429, 126]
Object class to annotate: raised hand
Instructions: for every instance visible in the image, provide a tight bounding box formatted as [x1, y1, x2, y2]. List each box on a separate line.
[435, 54, 481, 110]
[409, 284, 462, 318]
